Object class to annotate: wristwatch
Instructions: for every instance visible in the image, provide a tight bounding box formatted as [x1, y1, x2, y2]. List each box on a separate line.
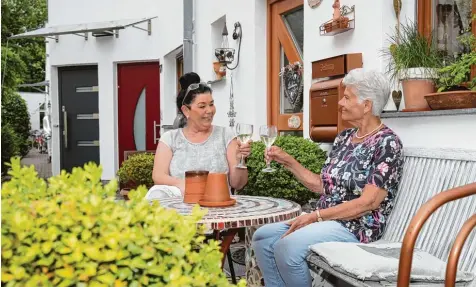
[315, 209, 323, 222]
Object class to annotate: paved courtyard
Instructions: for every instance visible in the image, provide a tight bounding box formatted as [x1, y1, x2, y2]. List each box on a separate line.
[20, 148, 52, 179]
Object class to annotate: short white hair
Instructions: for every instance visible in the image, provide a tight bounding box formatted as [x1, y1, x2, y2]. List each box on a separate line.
[342, 68, 390, 116]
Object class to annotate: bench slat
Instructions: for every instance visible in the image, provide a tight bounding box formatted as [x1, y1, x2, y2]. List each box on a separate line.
[382, 154, 476, 273]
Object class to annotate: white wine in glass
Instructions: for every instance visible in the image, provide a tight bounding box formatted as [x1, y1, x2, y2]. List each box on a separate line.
[236, 123, 253, 169]
[260, 125, 277, 172]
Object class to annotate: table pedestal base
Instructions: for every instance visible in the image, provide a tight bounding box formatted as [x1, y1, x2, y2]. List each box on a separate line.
[245, 226, 265, 287]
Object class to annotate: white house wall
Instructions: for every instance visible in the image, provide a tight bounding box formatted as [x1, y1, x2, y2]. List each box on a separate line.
[193, 0, 268, 138]
[47, 0, 183, 180]
[19, 92, 46, 132]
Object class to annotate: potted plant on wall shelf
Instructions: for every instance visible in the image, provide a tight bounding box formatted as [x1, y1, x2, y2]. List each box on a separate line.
[424, 27, 476, 110]
[213, 61, 226, 80]
[383, 20, 443, 112]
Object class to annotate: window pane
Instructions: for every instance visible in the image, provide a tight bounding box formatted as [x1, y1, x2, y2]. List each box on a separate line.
[133, 87, 146, 151]
[433, 0, 473, 57]
[282, 7, 304, 57]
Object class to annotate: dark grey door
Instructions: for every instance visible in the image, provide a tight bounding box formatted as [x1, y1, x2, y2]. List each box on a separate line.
[59, 66, 99, 173]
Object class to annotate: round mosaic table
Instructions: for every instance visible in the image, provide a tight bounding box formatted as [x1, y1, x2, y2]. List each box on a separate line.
[159, 195, 301, 230]
[160, 195, 301, 286]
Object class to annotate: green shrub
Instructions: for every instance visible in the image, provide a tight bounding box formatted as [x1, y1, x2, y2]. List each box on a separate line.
[1, 158, 245, 287]
[1, 124, 20, 174]
[117, 153, 155, 189]
[1, 90, 31, 157]
[241, 136, 327, 205]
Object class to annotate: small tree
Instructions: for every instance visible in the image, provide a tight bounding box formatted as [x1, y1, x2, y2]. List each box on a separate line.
[1, 90, 31, 157]
[1, 124, 20, 174]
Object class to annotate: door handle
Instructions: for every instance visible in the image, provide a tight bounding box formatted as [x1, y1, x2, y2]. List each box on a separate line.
[62, 106, 68, 149]
[153, 120, 160, 145]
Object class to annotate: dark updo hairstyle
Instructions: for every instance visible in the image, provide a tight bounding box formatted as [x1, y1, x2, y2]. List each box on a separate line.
[176, 72, 213, 113]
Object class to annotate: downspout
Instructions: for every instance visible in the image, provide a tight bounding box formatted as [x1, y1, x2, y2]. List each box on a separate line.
[173, 0, 194, 129]
[183, 0, 194, 73]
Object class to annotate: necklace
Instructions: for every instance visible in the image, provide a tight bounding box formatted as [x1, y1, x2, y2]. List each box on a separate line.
[354, 123, 383, 139]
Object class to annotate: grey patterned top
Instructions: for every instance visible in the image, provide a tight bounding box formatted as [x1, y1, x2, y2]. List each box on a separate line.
[160, 125, 236, 179]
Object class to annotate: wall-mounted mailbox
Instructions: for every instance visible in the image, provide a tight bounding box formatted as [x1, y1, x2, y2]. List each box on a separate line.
[309, 53, 362, 143]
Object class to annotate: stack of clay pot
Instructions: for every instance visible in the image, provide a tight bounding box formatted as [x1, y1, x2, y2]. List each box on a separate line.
[183, 171, 236, 207]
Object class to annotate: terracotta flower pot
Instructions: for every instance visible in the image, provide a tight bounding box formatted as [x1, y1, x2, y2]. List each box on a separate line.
[401, 79, 434, 111]
[400, 68, 437, 112]
[213, 62, 226, 80]
[183, 171, 209, 204]
[199, 173, 236, 207]
[424, 91, 476, 110]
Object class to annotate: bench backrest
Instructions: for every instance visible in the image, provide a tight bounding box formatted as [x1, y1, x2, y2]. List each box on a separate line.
[382, 148, 476, 274]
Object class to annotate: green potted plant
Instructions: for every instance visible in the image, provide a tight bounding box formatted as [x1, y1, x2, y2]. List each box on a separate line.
[424, 25, 476, 110]
[383, 20, 443, 111]
[240, 136, 327, 206]
[1, 158, 245, 287]
[117, 152, 155, 195]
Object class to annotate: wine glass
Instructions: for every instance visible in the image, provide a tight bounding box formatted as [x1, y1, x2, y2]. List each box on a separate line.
[235, 123, 253, 169]
[260, 125, 278, 173]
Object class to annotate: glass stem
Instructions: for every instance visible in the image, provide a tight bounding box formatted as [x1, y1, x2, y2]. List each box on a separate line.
[266, 147, 271, 169]
[241, 154, 245, 166]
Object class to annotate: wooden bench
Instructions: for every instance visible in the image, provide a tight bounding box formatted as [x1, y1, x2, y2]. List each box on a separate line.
[307, 148, 476, 287]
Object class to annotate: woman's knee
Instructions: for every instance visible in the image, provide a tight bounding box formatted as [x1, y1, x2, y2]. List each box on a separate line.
[273, 237, 308, 267]
[252, 222, 288, 243]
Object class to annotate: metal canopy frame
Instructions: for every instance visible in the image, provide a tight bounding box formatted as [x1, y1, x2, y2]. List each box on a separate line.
[9, 17, 157, 42]
[18, 80, 50, 93]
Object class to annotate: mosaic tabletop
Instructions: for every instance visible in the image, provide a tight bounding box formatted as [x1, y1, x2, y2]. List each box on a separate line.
[159, 195, 301, 230]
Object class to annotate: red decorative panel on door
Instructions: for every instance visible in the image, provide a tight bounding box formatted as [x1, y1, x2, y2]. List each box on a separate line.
[118, 62, 160, 166]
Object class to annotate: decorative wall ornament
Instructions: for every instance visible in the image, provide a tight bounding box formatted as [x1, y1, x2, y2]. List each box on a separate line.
[287, 115, 301, 129]
[215, 22, 242, 70]
[227, 73, 236, 127]
[393, 0, 402, 43]
[308, 0, 322, 9]
[320, 3, 355, 36]
[279, 61, 304, 113]
[392, 90, 402, 111]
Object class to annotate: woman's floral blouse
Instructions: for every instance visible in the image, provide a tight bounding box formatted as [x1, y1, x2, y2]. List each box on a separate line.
[317, 126, 404, 243]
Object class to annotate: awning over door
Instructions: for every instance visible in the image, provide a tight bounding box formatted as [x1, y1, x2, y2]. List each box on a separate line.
[9, 17, 157, 41]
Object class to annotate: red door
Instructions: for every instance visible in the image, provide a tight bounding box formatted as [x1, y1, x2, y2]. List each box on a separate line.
[118, 62, 160, 166]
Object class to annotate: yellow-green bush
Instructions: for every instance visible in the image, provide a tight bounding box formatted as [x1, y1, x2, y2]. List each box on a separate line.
[1, 158, 245, 287]
[117, 152, 155, 189]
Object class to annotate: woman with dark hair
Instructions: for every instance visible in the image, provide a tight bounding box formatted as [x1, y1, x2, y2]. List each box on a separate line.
[172, 72, 201, 128]
[145, 73, 250, 200]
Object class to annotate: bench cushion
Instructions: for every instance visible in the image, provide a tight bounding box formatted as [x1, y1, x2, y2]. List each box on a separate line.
[309, 242, 474, 283]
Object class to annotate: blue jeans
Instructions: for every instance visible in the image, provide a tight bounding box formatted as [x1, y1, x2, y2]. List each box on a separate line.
[251, 220, 359, 287]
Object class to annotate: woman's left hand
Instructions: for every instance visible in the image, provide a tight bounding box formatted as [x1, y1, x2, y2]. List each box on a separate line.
[236, 140, 252, 161]
[281, 212, 317, 238]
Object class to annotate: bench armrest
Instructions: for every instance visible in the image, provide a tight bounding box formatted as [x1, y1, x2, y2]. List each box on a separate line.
[397, 182, 476, 287]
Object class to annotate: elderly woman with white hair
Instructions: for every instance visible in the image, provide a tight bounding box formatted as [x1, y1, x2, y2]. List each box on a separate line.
[252, 68, 404, 287]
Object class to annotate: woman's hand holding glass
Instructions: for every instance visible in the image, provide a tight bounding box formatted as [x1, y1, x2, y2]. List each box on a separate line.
[236, 123, 253, 169]
[260, 125, 278, 172]
[236, 140, 252, 163]
[265, 146, 291, 167]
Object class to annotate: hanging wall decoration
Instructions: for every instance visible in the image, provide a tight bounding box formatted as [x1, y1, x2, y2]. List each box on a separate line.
[393, 0, 402, 43]
[227, 73, 237, 127]
[308, 0, 322, 9]
[280, 61, 304, 113]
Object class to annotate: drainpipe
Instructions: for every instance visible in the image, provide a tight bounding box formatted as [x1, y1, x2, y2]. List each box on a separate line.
[173, 0, 194, 129]
[183, 0, 194, 73]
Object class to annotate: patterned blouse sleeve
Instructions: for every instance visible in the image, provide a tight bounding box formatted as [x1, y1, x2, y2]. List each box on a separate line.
[366, 135, 404, 195]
